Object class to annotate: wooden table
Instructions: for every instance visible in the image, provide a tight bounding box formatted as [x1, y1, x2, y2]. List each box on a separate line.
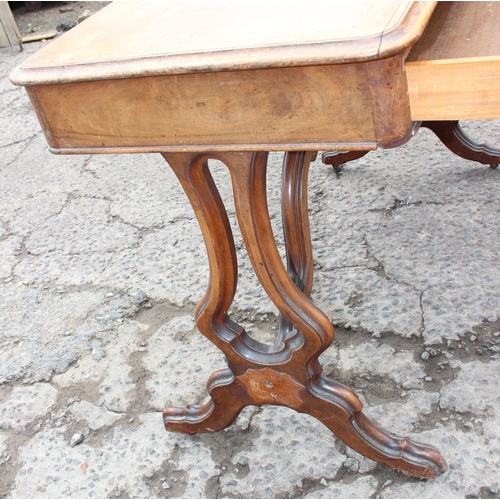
[10, 1, 500, 479]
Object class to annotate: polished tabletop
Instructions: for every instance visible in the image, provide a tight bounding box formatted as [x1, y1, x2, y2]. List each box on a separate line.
[10, 1, 435, 85]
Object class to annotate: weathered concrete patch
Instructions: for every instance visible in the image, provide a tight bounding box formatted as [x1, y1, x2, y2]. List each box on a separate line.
[337, 342, 426, 390]
[220, 406, 346, 498]
[0, 286, 106, 383]
[0, 235, 22, 280]
[314, 268, 422, 337]
[95, 222, 207, 305]
[11, 413, 219, 499]
[53, 320, 145, 413]
[15, 250, 111, 287]
[143, 315, 226, 410]
[363, 390, 440, 436]
[423, 284, 500, 344]
[24, 197, 140, 255]
[440, 359, 500, 416]
[68, 401, 121, 431]
[0, 431, 7, 455]
[0, 383, 57, 431]
[0, 286, 143, 384]
[305, 475, 378, 499]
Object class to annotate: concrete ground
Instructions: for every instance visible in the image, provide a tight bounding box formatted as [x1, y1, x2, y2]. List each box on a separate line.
[2, 39, 500, 499]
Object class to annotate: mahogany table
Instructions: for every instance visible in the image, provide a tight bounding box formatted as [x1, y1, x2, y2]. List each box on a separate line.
[10, 0, 500, 479]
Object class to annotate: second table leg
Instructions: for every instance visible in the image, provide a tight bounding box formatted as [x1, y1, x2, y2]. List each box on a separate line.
[161, 150, 446, 479]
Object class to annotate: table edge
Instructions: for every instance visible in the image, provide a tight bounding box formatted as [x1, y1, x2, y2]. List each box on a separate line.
[10, 1, 436, 87]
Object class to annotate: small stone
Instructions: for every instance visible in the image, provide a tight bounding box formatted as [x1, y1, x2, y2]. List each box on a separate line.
[56, 20, 78, 31]
[470, 335, 477, 341]
[491, 482, 499, 494]
[425, 376, 433, 382]
[401, 391, 408, 397]
[421, 351, 430, 360]
[296, 479, 303, 488]
[162, 482, 170, 490]
[78, 9, 92, 23]
[473, 457, 488, 470]
[344, 457, 359, 472]
[237, 456, 249, 466]
[70, 433, 84, 447]
[320, 478, 328, 486]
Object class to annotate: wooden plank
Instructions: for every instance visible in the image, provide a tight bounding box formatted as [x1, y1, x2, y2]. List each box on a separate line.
[406, 1, 500, 121]
[0, 1, 21, 47]
[407, 2, 500, 62]
[407, 56, 500, 121]
[22, 30, 58, 43]
[10, 1, 436, 86]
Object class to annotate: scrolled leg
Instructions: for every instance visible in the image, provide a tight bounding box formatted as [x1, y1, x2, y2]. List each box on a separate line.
[322, 150, 370, 176]
[306, 376, 447, 479]
[422, 120, 500, 168]
[163, 368, 253, 434]
[160, 150, 446, 479]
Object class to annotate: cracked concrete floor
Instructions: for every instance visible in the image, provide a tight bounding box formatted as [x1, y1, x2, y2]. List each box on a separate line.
[2, 41, 500, 499]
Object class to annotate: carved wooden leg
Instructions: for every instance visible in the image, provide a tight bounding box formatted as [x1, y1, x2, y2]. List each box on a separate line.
[160, 152, 306, 433]
[322, 150, 370, 175]
[161, 151, 446, 479]
[421, 120, 500, 168]
[279, 151, 315, 341]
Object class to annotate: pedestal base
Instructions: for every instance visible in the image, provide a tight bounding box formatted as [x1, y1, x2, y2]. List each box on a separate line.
[161, 150, 446, 479]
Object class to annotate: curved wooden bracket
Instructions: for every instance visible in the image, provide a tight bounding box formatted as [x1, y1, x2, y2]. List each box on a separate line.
[322, 150, 370, 166]
[161, 151, 446, 479]
[421, 121, 500, 168]
[322, 151, 370, 175]
[321, 121, 500, 173]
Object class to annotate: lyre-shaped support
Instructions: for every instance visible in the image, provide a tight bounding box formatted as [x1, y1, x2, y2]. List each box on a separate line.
[161, 151, 446, 479]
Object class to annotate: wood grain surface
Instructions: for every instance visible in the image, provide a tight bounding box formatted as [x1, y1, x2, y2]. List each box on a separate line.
[406, 1, 500, 121]
[26, 54, 413, 152]
[10, 1, 436, 85]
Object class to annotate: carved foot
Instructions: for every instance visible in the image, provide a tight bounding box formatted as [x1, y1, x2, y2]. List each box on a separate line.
[322, 151, 370, 176]
[167, 365, 446, 478]
[307, 376, 446, 479]
[163, 368, 253, 435]
[421, 120, 500, 168]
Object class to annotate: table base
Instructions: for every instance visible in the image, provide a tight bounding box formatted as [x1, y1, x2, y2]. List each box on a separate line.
[161, 151, 447, 479]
